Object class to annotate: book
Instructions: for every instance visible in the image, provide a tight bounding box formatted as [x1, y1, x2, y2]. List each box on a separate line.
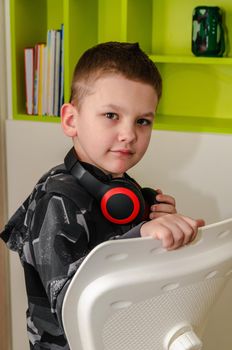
[46, 30, 56, 116]
[42, 46, 48, 115]
[33, 44, 40, 114]
[54, 30, 61, 116]
[37, 43, 45, 116]
[24, 25, 64, 116]
[24, 48, 34, 115]
[59, 24, 64, 113]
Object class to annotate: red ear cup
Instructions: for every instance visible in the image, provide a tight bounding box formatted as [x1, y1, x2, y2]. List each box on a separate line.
[100, 187, 142, 224]
[64, 148, 146, 225]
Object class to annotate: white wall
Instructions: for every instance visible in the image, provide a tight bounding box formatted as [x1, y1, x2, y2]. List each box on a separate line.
[131, 129, 232, 224]
[6, 120, 232, 350]
[6, 120, 71, 350]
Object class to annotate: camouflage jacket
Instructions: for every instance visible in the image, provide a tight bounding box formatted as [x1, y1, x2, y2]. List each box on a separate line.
[0, 154, 142, 350]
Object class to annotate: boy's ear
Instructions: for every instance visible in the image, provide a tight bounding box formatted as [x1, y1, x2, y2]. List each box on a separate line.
[61, 103, 78, 137]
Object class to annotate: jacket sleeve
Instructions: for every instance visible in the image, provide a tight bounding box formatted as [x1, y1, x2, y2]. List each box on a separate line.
[28, 193, 145, 328]
[29, 193, 90, 328]
[110, 222, 144, 240]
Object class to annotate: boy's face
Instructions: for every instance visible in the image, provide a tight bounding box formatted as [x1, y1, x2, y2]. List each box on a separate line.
[64, 74, 158, 177]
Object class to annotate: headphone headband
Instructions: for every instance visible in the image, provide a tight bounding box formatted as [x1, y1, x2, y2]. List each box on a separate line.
[64, 148, 109, 198]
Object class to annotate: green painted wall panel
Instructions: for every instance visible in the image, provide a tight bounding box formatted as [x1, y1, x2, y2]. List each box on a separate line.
[10, 0, 232, 133]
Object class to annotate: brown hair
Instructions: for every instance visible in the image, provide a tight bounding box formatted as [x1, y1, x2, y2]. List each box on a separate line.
[70, 42, 162, 106]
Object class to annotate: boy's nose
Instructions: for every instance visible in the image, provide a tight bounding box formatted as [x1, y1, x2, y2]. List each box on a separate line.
[118, 123, 136, 143]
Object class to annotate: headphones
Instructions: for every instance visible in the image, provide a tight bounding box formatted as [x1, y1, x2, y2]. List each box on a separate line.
[64, 148, 158, 225]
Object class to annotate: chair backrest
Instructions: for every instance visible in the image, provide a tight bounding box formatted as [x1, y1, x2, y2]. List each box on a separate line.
[62, 217, 232, 350]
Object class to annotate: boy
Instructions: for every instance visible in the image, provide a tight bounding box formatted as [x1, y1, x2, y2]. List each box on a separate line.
[1, 42, 204, 350]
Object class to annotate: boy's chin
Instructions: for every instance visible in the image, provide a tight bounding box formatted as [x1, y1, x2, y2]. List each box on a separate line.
[99, 165, 125, 178]
[107, 167, 130, 178]
[100, 160, 136, 177]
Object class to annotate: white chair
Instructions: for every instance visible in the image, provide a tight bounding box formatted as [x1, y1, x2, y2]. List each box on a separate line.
[62, 217, 232, 350]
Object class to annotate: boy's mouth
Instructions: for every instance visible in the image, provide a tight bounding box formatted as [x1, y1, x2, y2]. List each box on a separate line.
[111, 149, 134, 155]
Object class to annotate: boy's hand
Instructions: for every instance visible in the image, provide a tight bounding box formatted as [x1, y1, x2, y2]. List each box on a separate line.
[149, 189, 177, 219]
[141, 213, 205, 250]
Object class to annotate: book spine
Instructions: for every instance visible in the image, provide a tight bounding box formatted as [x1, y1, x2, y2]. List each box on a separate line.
[33, 44, 39, 114]
[24, 47, 34, 115]
[42, 46, 48, 115]
[38, 43, 45, 116]
[59, 23, 64, 112]
[46, 29, 55, 116]
[54, 30, 61, 116]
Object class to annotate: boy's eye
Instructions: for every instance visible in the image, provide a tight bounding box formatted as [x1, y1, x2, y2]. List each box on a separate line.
[137, 118, 152, 126]
[105, 112, 118, 120]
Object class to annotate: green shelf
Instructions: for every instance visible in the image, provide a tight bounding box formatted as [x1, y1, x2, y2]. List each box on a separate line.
[10, 0, 232, 134]
[153, 115, 232, 134]
[14, 114, 61, 123]
[150, 55, 232, 65]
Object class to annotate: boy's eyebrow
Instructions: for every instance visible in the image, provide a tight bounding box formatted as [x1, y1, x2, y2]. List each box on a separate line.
[101, 104, 155, 117]
[142, 112, 155, 118]
[101, 103, 125, 111]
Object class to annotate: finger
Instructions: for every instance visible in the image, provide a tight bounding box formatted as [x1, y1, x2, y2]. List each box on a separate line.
[196, 219, 205, 227]
[158, 215, 195, 247]
[153, 216, 185, 250]
[161, 222, 185, 250]
[141, 221, 175, 249]
[151, 203, 177, 215]
[149, 210, 176, 220]
[175, 218, 196, 245]
[149, 212, 166, 220]
[156, 188, 163, 195]
[155, 225, 175, 249]
[156, 193, 176, 207]
[190, 219, 205, 242]
[180, 216, 203, 242]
